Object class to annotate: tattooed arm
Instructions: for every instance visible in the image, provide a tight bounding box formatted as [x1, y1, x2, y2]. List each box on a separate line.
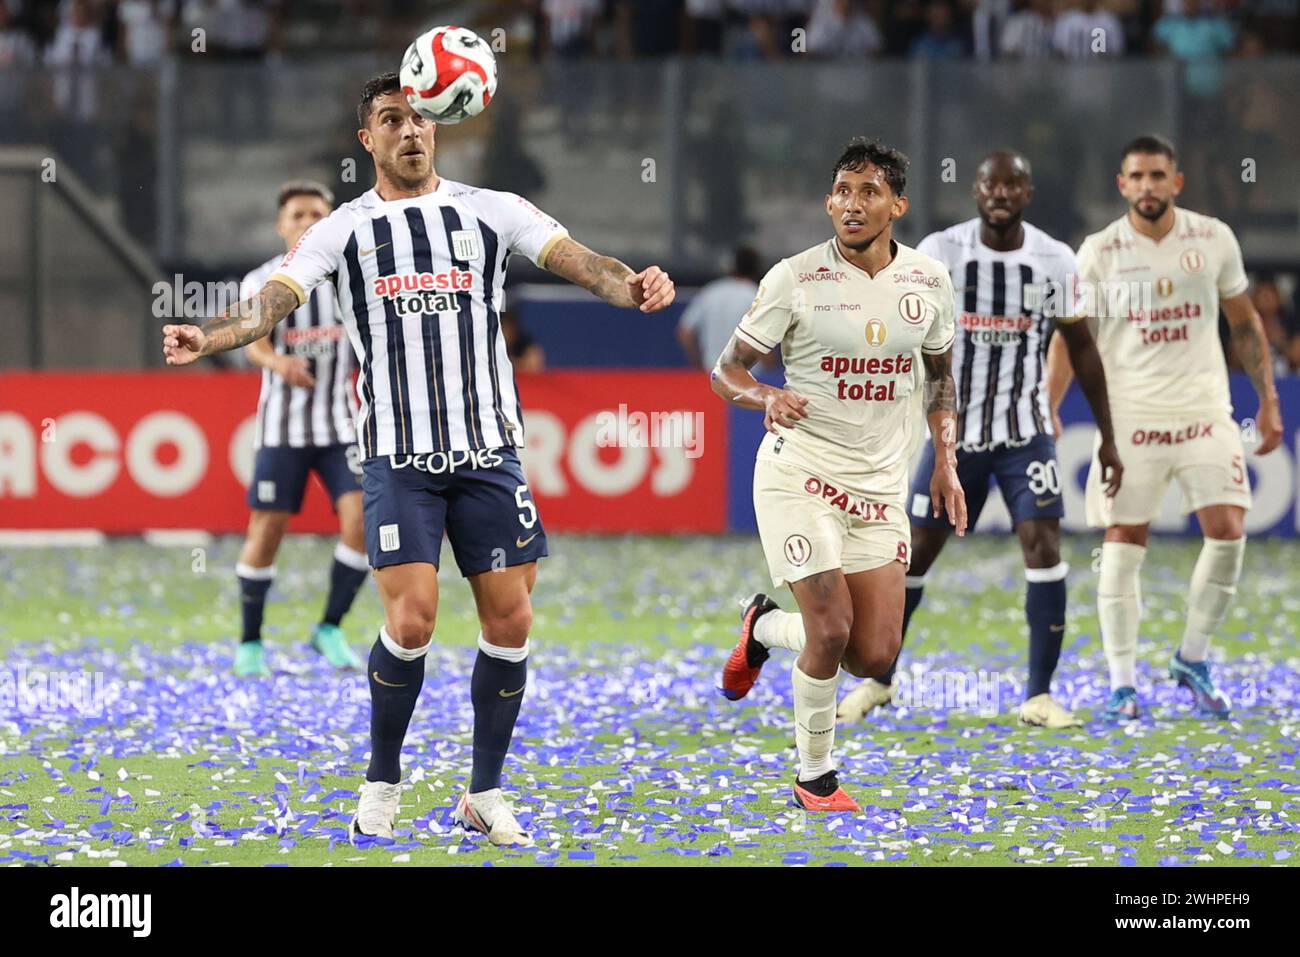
[542, 237, 675, 312]
[162, 280, 300, 366]
[710, 334, 808, 432]
[1223, 292, 1283, 455]
[923, 348, 967, 536]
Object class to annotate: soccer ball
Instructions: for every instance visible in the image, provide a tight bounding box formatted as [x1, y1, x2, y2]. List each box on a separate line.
[400, 25, 497, 125]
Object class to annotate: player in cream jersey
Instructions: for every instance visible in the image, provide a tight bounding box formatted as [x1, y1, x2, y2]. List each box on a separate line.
[713, 138, 966, 812]
[736, 240, 953, 498]
[1048, 135, 1284, 720]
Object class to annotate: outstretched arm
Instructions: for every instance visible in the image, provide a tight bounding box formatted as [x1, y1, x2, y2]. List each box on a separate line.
[1055, 320, 1122, 494]
[163, 280, 300, 366]
[923, 348, 967, 536]
[1223, 292, 1283, 455]
[542, 237, 675, 312]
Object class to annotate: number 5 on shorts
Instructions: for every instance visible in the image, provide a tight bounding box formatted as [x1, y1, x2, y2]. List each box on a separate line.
[515, 484, 538, 528]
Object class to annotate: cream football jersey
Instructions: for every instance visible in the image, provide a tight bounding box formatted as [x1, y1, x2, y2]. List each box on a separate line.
[1076, 207, 1248, 417]
[736, 238, 955, 495]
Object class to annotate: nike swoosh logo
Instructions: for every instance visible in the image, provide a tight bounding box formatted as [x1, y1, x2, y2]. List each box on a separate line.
[516, 533, 539, 548]
[499, 686, 525, 698]
[371, 671, 408, 688]
[1050, 624, 1065, 632]
[358, 243, 390, 257]
[1035, 496, 1060, 507]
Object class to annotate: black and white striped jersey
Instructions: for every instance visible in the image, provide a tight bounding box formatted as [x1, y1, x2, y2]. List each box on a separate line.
[917, 219, 1081, 451]
[268, 180, 568, 460]
[241, 255, 358, 449]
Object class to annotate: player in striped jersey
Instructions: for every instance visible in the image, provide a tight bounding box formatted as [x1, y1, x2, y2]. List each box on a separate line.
[232, 181, 367, 679]
[162, 72, 675, 847]
[836, 150, 1123, 728]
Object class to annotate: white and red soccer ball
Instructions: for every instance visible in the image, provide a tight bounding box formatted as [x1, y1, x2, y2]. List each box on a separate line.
[400, 25, 497, 125]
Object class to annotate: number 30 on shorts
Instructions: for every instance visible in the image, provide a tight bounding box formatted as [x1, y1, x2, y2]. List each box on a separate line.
[1025, 459, 1061, 495]
[515, 484, 538, 528]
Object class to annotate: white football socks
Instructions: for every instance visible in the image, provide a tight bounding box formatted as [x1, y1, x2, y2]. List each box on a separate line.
[1180, 536, 1245, 663]
[792, 662, 838, 782]
[1098, 541, 1145, 690]
[754, 608, 807, 653]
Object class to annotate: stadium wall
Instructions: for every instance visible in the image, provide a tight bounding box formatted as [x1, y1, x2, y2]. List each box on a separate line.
[1, 373, 1296, 537]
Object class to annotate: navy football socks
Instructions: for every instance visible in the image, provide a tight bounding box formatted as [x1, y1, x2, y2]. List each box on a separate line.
[469, 636, 528, 794]
[236, 564, 274, 644]
[366, 631, 427, 784]
[1026, 573, 1068, 698]
[322, 546, 369, 626]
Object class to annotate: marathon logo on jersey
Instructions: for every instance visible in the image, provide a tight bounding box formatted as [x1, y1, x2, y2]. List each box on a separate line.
[820, 353, 914, 403]
[387, 448, 504, 474]
[1132, 422, 1214, 446]
[803, 476, 891, 521]
[893, 268, 941, 288]
[373, 270, 475, 316]
[799, 266, 847, 283]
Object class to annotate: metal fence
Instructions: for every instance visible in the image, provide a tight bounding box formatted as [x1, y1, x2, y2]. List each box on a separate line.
[0, 55, 1297, 366]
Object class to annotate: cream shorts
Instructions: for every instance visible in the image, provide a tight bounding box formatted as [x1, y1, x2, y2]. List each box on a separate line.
[753, 456, 910, 588]
[1085, 411, 1252, 527]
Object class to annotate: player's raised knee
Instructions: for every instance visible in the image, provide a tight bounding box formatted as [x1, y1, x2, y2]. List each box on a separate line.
[804, 611, 852, 656]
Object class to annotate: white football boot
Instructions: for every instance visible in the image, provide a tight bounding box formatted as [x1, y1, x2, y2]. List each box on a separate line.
[1018, 693, 1083, 729]
[453, 788, 534, 848]
[836, 678, 894, 724]
[349, 780, 402, 843]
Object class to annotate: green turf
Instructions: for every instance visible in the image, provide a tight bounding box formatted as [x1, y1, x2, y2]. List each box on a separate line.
[1, 535, 1297, 867]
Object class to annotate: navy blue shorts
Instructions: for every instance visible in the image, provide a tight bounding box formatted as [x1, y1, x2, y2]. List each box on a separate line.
[910, 432, 1065, 530]
[361, 447, 548, 576]
[247, 444, 363, 513]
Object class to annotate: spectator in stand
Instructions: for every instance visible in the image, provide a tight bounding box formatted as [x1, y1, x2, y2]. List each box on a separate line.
[1252, 276, 1300, 376]
[45, 0, 110, 121]
[542, 0, 602, 58]
[910, 1, 967, 58]
[682, 0, 726, 56]
[1053, 0, 1125, 59]
[972, 0, 1012, 60]
[880, 0, 927, 55]
[181, 0, 282, 59]
[1153, 0, 1235, 97]
[116, 0, 177, 66]
[615, 0, 686, 58]
[1000, 0, 1055, 59]
[677, 246, 762, 371]
[0, 2, 37, 67]
[730, 0, 812, 59]
[806, 0, 883, 58]
[1240, 0, 1299, 53]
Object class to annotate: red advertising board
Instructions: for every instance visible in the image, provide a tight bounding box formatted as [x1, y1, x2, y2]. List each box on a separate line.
[0, 371, 725, 533]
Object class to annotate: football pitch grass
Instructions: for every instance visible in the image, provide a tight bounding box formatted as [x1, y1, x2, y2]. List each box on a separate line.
[1, 534, 1297, 867]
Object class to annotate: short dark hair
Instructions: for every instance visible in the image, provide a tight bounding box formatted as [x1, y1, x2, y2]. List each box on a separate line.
[831, 137, 909, 197]
[277, 179, 334, 210]
[1121, 134, 1177, 166]
[733, 246, 761, 281]
[358, 71, 401, 129]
